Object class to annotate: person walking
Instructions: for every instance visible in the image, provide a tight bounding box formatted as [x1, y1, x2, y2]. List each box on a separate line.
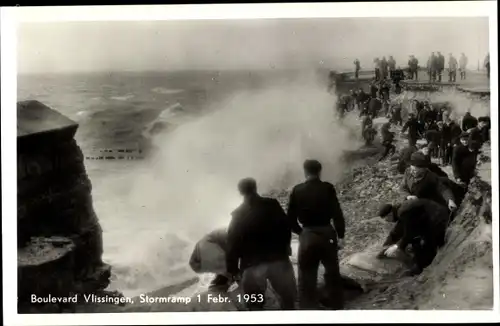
[459, 53, 468, 80]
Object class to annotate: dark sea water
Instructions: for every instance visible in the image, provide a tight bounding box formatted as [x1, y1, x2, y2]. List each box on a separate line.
[17, 69, 338, 297]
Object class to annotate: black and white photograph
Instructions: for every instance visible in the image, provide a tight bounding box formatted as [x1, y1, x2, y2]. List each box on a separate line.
[2, 2, 499, 325]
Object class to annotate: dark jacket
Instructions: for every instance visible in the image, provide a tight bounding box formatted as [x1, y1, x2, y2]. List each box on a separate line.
[394, 199, 449, 250]
[438, 55, 445, 70]
[402, 118, 420, 138]
[461, 114, 478, 131]
[381, 123, 395, 142]
[401, 169, 455, 207]
[452, 145, 477, 182]
[226, 195, 291, 274]
[468, 126, 487, 146]
[425, 129, 441, 145]
[287, 178, 345, 238]
[397, 145, 418, 174]
[368, 98, 382, 114]
[441, 121, 462, 146]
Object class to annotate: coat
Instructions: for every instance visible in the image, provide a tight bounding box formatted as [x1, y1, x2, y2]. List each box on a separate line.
[226, 195, 291, 274]
[401, 169, 455, 207]
[452, 145, 477, 182]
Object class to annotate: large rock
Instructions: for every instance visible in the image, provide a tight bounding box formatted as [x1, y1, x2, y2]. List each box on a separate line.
[17, 100, 111, 313]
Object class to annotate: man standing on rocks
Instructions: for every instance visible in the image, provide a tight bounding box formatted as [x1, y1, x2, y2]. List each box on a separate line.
[459, 53, 468, 80]
[400, 152, 457, 212]
[441, 117, 463, 165]
[452, 134, 480, 187]
[379, 121, 396, 161]
[377, 199, 450, 276]
[401, 113, 420, 146]
[287, 160, 346, 310]
[226, 178, 297, 310]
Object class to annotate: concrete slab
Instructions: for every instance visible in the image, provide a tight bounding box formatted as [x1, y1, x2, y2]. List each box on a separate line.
[17, 100, 78, 139]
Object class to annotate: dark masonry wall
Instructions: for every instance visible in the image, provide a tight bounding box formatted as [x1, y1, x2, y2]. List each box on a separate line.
[17, 100, 111, 313]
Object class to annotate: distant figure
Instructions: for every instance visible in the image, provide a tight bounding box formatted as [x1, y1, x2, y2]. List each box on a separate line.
[436, 52, 445, 82]
[448, 53, 458, 82]
[226, 178, 296, 310]
[388, 56, 396, 78]
[484, 53, 490, 79]
[381, 56, 389, 79]
[354, 59, 361, 79]
[377, 199, 450, 276]
[408, 55, 419, 80]
[429, 52, 437, 82]
[287, 160, 346, 310]
[374, 58, 381, 81]
[459, 53, 468, 80]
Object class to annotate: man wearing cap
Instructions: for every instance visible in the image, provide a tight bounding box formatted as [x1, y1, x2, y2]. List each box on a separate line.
[287, 160, 346, 310]
[377, 199, 450, 276]
[402, 113, 420, 147]
[226, 178, 296, 310]
[452, 134, 480, 186]
[441, 117, 463, 165]
[401, 152, 457, 212]
[468, 117, 490, 146]
[418, 146, 448, 178]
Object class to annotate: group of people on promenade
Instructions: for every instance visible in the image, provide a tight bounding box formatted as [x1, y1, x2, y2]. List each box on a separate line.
[187, 69, 490, 312]
[354, 52, 490, 83]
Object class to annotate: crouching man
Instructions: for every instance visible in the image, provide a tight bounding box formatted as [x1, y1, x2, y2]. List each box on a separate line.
[189, 227, 233, 292]
[226, 178, 296, 310]
[377, 198, 450, 276]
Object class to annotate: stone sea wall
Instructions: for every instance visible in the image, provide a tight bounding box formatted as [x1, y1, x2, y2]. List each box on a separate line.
[17, 100, 111, 313]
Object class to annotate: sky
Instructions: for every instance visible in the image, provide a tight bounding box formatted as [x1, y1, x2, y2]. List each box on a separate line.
[17, 17, 490, 74]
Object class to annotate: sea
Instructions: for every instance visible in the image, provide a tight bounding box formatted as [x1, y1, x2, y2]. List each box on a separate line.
[17, 69, 356, 297]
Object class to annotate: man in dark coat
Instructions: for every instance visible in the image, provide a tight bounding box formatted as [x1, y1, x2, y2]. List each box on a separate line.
[402, 113, 420, 146]
[468, 117, 490, 146]
[425, 128, 441, 158]
[418, 146, 448, 178]
[377, 199, 450, 276]
[389, 104, 403, 126]
[379, 122, 396, 161]
[438, 120, 459, 165]
[354, 59, 361, 80]
[368, 95, 382, 119]
[397, 144, 418, 174]
[452, 135, 480, 186]
[227, 178, 296, 310]
[287, 160, 346, 310]
[461, 112, 478, 132]
[401, 152, 457, 211]
[436, 52, 445, 82]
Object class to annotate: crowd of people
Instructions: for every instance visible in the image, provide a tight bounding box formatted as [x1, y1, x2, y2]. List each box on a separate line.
[353, 52, 490, 83]
[187, 66, 490, 312]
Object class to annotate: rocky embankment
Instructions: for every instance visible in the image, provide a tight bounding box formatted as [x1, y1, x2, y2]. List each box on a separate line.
[17, 101, 113, 313]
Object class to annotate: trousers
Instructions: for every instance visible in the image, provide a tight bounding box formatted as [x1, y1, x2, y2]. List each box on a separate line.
[241, 259, 297, 310]
[298, 226, 344, 310]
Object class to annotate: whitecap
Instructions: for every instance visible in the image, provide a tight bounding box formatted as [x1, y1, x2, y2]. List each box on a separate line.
[151, 87, 184, 95]
[110, 94, 135, 101]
